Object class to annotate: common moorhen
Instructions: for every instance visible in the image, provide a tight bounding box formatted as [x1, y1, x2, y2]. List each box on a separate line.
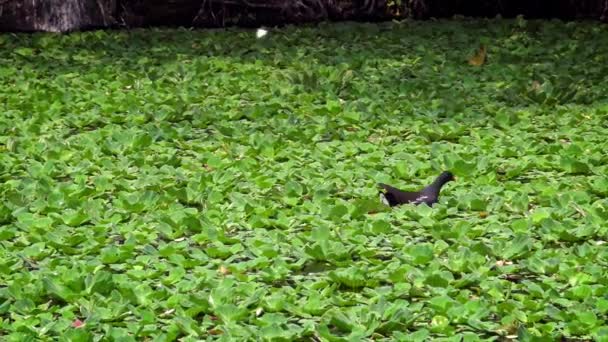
[379, 171, 455, 207]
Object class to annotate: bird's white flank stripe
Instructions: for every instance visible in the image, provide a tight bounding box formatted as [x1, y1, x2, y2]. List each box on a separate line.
[379, 193, 390, 206]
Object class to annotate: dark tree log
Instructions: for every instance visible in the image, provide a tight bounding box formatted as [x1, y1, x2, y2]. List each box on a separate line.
[0, 0, 116, 32]
[119, 0, 395, 28]
[0, 0, 607, 33]
[415, 0, 608, 21]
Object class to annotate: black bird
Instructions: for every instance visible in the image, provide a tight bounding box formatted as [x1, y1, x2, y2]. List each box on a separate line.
[378, 171, 455, 207]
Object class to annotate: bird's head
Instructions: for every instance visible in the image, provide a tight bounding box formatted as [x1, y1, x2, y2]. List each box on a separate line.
[439, 171, 456, 183]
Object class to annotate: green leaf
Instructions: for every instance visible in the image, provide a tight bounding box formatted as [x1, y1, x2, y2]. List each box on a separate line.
[328, 204, 348, 220]
[285, 181, 303, 197]
[42, 277, 76, 302]
[62, 208, 91, 227]
[12, 299, 36, 314]
[85, 271, 114, 295]
[408, 244, 434, 265]
[560, 157, 591, 174]
[531, 208, 551, 224]
[500, 234, 533, 260]
[371, 219, 391, 234]
[597, 298, 608, 313]
[430, 315, 450, 333]
[15, 47, 34, 57]
[60, 329, 94, 342]
[425, 272, 452, 288]
[342, 111, 361, 123]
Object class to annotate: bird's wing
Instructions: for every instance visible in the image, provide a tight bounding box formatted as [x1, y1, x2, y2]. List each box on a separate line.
[378, 183, 421, 206]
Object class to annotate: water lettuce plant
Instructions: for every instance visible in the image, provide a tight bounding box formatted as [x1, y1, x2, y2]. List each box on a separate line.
[1, 18, 608, 340]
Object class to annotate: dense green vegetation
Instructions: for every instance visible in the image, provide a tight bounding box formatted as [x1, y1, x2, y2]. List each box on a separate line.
[1, 18, 608, 341]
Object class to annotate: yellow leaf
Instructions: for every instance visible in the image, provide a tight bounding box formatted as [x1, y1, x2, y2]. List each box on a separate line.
[468, 45, 486, 66]
[219, 265, 230, 275]
[530, 80, 541, 92]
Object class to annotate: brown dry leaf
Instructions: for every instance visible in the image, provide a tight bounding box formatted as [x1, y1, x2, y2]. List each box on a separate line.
[531, 80, 541, 91]
[219, 265, 230, 275]
[502, 274, 523, 282]
[209, 328, 223, 335]
[468, 45, 487, 66]
[367, 135, 382, 143]
[496, 323, 519, 338]
[160, 309, 175, 317]
[496, 260, 513, 267]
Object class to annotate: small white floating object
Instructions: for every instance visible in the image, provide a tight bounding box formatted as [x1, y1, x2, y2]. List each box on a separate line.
[256, 28, 268, 38]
